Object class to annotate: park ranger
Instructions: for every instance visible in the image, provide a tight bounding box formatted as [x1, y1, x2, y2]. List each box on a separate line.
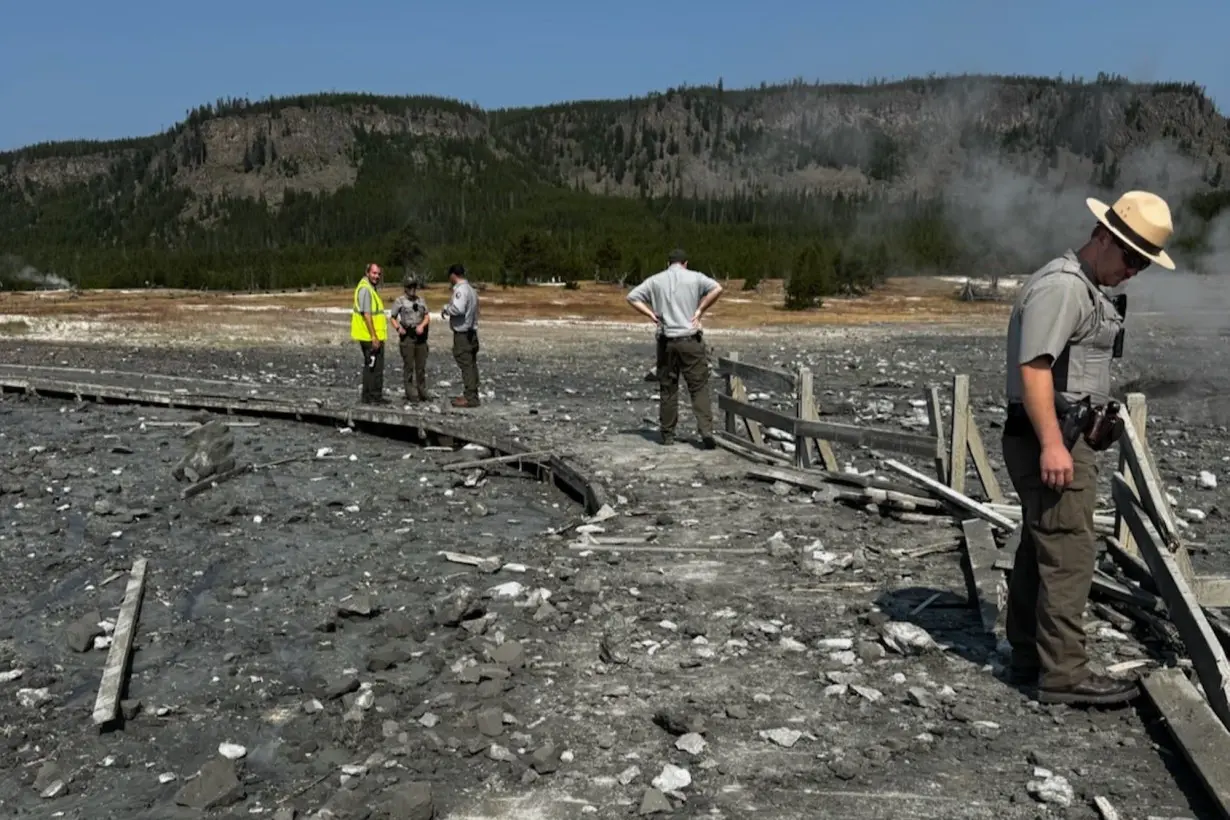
[626, 248, 724, 448]
[441, 263, 481, 408]
[389, 273, 433, 402]
[350, 262, 388, 404]
[1001, 190, 1175, 707]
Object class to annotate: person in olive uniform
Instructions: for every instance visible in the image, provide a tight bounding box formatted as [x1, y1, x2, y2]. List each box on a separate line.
[626, 248, 724, 448]
[1001, 190, 1176, 707]
[389, 274, 433, 402]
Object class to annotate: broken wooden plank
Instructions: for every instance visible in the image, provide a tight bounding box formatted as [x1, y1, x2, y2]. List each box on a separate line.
[1141, 667, 1230, 819]
[1114, 472, 1230, 732]
[715, 356, 797, 393]
[441, 450, 555, 471]
[793, 415, 939, 460]
[569, 543, 764, 555]
[963, 404, 1005, 504]
[882, 458, 1017, 531]
[924, 385, 949, 483]
[713, 431, 792, 464]
[802, 369, 839, 472]
[949, 375, 970, 495]
[1198, 576, 1230, 609]
[1119, 405, 1190, 581]
[1115, 392, 1147, 558]
[960, 518, 1004, 635]
[180, 462, 254, 500]
[92, 557, 148, 727]
[793, 367, 814, 470]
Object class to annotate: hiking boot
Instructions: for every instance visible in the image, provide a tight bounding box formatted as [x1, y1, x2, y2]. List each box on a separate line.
[661, 433, 677, 446]
[451, 396, 480, 408]
[418, 390, 433, 401]
[1038, 674, 1140, 706]
[699, 435, 717, 450]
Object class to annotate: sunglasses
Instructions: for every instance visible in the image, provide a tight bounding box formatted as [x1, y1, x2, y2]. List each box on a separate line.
[1111, 234, 1150, 271]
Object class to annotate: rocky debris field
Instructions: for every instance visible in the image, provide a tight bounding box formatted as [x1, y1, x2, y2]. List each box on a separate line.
[0, 313, 1228, 819]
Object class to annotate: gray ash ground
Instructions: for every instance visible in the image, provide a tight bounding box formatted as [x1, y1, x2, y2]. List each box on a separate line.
[0, 313, 1227, 819]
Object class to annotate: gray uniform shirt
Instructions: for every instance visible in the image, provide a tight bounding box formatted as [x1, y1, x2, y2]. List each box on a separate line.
[1005, 250, 1123, 405]
[443, 280, 479, 332]
[390, 295, 428, 336]
[626, 264, 720, 339]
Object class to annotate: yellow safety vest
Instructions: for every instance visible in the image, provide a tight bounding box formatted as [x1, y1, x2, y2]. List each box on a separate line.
[350, 278, 387, 341]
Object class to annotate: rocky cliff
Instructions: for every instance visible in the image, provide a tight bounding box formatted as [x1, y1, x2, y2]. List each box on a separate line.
[3, 74, 1226, 212]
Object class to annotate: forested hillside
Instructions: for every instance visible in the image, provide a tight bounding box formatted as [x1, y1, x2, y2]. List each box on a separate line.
[2, 73, 1229, 297]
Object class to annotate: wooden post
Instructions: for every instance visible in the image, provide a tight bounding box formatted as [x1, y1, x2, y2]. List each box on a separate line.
[724, 353, 764, 446]
[794, 367, 813, 470]
[963, 405, 1005, 504]
[723, 351, 741, 436]
[924, 386, 949, 483]
[949, 375, 970, 495]
[1115, 392, 1147, 558]
[796, 367, 838, 471]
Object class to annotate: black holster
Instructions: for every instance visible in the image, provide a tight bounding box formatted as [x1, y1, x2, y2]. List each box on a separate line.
[1056, 395, 1123, 452]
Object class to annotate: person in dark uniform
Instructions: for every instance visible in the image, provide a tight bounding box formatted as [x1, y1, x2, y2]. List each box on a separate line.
[1000, 190, 1176, 706]
[389, 274, 433, 402]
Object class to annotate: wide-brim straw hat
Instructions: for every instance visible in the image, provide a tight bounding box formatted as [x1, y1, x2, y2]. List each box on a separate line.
[1085, 190, 1176, 270]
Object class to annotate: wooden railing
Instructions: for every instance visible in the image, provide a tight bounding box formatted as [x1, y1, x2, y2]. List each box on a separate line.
[714, 352, 1001, 500]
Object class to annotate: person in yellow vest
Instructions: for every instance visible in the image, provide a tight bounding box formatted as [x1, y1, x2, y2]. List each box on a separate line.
[350, 262, 389, 404]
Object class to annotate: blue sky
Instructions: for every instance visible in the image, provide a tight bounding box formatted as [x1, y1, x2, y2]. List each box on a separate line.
[1, 0, 1227, 151]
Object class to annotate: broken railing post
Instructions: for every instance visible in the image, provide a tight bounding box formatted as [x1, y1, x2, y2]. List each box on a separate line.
[947, 374, 1004, 503]
[924, 385, 949, 483]
[949, 375, 970, 494]
[1115, 392, 1147, 558]
[794, 367, 813, 470]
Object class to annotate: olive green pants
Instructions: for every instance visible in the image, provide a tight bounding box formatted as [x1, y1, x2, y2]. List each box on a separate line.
[399, 336, 429, 398]
[657, 335, 714, 439]
[452, 330, 480, 402]
[1002, 432, 1099, 690]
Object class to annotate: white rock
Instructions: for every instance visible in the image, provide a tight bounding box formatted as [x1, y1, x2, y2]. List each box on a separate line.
[816, 637, 853, 650]
[881, 621, 938, 654]
[617, 765, 641, 785]
[158, 772, 177, 784]
[17, 687, 51, 708]
[652, 763, 691, 792]
[1185, 508, 1207, 522]
[760, 727, 802, 748]
[488, 581, 525, 600]
[1027, 774, 1074, 807]
[218, 742, 247, 760]
[675, 733, 707, 755]
[778, 637, 808, 653]
[0, 669, 23, 683]
[1200, 471, 1218, 488]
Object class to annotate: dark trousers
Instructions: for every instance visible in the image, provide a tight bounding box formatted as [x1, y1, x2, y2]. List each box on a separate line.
[657, 334, 714, 439]
[399, 336, 429, 398]
[452, 330, 480, 402]
[358, 340, 384, 402]
[1002, 430, 1099, 690]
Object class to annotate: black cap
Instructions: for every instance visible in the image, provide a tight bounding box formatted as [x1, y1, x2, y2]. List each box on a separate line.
[447, 263, 467, 277]
[668, 248, 687, 263]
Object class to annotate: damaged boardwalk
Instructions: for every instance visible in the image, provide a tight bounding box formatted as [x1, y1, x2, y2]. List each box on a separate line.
[0, 342, 1225, 819]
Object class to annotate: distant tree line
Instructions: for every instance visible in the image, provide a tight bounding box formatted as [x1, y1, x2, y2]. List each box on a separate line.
[1, 74, 1227, 302]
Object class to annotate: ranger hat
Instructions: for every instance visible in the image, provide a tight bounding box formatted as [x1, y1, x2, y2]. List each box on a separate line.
[403, 273, 420, 288]
[1086, 190, 1176, 270]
